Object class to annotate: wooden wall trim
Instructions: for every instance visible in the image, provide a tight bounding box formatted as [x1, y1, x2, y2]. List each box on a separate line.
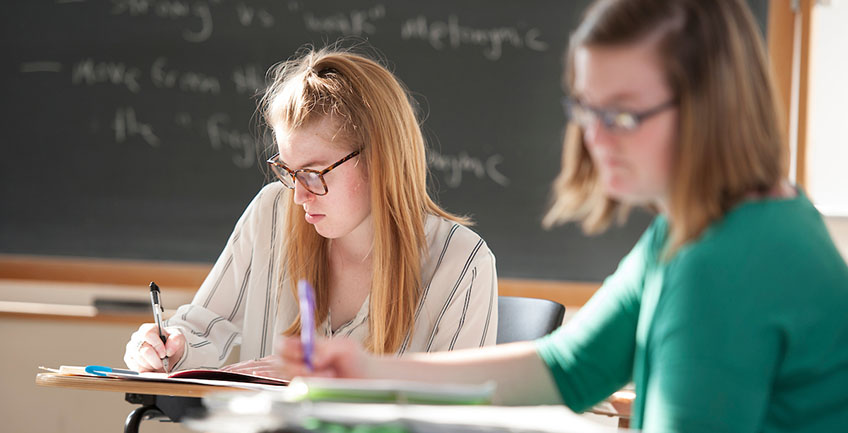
[0, 254, 601, 310]
[0, 254, 210, 290]
[0, 309, 149, 325]
[497, 278, 601, 307]
[768, 0, 813, 185]
[768, 0, 795, 177]
[795, 0, 812, 188]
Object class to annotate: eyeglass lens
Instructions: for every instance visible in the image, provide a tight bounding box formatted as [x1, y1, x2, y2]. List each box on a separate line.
[564, 99, 638, 132]
[269, 165, 327, 195]
[296, 172, 326, 194]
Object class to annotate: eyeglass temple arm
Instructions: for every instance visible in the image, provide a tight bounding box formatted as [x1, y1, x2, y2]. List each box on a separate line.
[635, 99, 677, 120]
[320, 151, 360, 175]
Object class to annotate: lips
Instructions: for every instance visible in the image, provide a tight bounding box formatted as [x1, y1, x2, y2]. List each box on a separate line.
[597, 156, 627, 169]
[304, 212, 325, 224]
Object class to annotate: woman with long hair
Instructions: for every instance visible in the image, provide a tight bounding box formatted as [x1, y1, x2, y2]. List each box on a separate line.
[277, 1, 848, 431]
[124, 47, 498, 375]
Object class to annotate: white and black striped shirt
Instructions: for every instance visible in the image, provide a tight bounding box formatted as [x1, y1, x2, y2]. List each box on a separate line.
[166, 182, 498, 370]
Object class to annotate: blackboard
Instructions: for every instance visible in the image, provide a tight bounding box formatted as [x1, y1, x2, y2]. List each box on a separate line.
[1, 1, 768, 281]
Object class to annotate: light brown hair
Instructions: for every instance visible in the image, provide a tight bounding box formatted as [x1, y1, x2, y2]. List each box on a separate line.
[260, 46, 468, 354]
[544, 0, 786, 255]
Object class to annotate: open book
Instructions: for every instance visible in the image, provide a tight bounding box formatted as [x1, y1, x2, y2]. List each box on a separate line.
[40, 365, 289, 391]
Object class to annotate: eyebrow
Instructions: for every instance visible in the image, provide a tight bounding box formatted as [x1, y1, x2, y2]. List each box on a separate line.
[574, 91, 642, 107]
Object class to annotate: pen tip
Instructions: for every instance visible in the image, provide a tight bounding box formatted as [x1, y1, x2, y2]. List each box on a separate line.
[149, 281, 159, 290]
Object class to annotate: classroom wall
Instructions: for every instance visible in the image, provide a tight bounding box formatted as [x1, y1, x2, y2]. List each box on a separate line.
[825, 216, 848, 261]
[0, 279, 197, 433]
[0, 317, 194, 433]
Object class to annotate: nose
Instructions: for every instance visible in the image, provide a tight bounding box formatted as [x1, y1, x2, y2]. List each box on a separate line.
[292, 181, 316, 205]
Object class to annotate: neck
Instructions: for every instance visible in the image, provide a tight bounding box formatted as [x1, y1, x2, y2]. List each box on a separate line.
[655, 179, 795, 220]
[655, 196, 670, 216]
[329, 214, 374, 267]
[765, 179, 796, 199]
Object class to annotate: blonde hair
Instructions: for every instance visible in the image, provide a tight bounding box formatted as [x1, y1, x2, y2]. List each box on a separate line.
[544, 0, 786, 256]
[260, 46, 468, 354]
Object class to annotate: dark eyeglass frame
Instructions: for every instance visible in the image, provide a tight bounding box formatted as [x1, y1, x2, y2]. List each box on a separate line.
[561, 96, 677, 133]
[266, 150, 360, 196]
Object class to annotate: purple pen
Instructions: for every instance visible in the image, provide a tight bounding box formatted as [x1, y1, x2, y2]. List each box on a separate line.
[297, 279, 316, 371]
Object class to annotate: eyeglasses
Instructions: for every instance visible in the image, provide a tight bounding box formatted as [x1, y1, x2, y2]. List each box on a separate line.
[562, 96, 676, 133]
[266, 150, 360, 196]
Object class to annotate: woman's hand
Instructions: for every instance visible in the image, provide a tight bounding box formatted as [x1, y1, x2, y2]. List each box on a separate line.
[124, 323, 185, 373]
[275, 336, 370, 379]
[220, 355, 285, 378]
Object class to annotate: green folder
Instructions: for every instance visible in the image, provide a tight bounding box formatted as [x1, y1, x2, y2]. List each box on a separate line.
[287, 377, 495, 405]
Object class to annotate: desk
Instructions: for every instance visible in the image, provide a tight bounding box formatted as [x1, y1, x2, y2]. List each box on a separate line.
[36, 373, 248, 433]
[37, 373, 634, 432]
[590, 390, 634, 429]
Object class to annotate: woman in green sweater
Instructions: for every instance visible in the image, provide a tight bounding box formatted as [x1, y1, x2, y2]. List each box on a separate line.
[274, 0, 848, 431]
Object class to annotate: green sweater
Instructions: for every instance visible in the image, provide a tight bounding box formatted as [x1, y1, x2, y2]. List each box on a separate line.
[536, 193, 848, 432]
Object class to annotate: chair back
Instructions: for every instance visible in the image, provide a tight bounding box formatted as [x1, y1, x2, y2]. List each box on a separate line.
[496, 296, 565, 344]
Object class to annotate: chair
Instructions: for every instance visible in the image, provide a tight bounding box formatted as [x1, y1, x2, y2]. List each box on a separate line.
[496, 296, 565, 344]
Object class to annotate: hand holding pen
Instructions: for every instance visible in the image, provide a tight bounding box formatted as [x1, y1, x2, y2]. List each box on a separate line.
[123, 282, 186, 373]
[149, 282, 170, 372]
[267, 280, 367, 379]
[298, 279, 316, 371]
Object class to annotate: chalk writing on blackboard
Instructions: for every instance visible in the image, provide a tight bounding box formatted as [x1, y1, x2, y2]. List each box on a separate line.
[20, 62, 63, 73]
[114, 106, 160, 147]
[235, 3, 275, 28]
[110, 0, 216, 43]
[151, 57, 221, 95]
[72, 59, 142, 93]
[302, 5, 387, 36]
[205, 113, 266, 168]
[428, 150, 510, 188]
[401, 15, 549, 61]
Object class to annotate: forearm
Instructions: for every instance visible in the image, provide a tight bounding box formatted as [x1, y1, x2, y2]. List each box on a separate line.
[365, 342, 562, 406]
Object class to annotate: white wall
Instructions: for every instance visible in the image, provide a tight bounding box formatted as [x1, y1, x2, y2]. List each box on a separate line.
[1, 317, 193, 433]
[824, 216, 848, 262]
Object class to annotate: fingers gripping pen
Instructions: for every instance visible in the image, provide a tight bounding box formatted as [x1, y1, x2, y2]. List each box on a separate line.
[298, 279, 316, 371]
[149, 282, 170, 373]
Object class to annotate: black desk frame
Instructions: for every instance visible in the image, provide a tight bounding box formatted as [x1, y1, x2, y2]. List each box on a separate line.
[124, 394, 204, 433]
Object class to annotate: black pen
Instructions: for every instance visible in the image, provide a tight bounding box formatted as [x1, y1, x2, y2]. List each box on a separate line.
[149, 281, 170, 373]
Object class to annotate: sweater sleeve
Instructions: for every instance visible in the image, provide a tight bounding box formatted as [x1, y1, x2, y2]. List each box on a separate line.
[534, 219, 661, 412]
[165, 184, 277, 370]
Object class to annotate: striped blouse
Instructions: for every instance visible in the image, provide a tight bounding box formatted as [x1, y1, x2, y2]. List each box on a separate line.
[166, 182, 498, 370]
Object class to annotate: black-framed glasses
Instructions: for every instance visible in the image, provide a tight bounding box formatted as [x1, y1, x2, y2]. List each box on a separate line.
[562, 96, 676, 133]
[266, 150, 360, 196]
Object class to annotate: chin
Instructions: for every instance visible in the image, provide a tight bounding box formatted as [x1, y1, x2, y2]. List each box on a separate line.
[310, 224, 334, 239]
[313, 223, 355, 240]
[315, 230, 340, 240]
[603, 183, 649, 205]
[602, 179, 632, 200]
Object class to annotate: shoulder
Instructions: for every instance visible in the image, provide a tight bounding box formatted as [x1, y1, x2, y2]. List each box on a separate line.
[673, 193, 829, 273]
[251, 182, 288, 212]
[230, 182, 288, 240]
[664, 193, 840, 305]
[238, 183, 287, 222]
[424, 215, 494, 264]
